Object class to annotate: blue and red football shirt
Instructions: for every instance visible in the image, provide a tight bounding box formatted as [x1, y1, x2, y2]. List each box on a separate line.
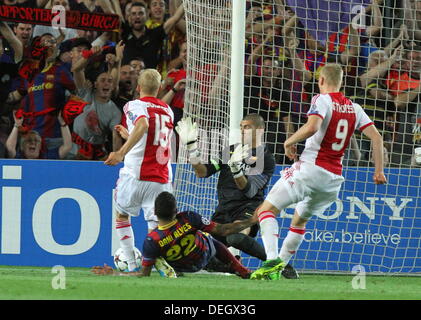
[20, 62, 75, 139]
[142, 211, 217, 272]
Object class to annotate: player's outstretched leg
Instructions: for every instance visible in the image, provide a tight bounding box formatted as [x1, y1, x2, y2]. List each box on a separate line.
[212, 238, 251, 279]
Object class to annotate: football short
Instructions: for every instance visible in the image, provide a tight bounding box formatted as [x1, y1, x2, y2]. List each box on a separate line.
[265, 161, 344, 219]
[114, 170, 173, 229]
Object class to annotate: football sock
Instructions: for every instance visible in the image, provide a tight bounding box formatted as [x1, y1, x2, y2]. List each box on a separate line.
[226, 233, 267, 261]
[212, 238, 250, 278]
[279, 226, 305, 265]
[116, 219, 137, 271]
[258, 211, 279, 260]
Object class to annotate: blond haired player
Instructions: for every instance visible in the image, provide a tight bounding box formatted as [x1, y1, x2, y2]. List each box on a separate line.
[105, 69, 174, 272]
[251, 63, 387, 280]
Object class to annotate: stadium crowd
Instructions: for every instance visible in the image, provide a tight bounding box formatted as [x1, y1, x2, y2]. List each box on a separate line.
[0, 0, 420, 166]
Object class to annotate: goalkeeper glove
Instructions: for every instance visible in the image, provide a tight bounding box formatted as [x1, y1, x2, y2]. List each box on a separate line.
[175, 117, 200, 164]
[228, 144, 250, 178]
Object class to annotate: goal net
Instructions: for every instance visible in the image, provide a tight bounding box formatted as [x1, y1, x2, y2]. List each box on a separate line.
[176, 0, 421, 274]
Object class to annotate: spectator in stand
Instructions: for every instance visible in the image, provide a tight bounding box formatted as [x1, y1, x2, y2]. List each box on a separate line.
[0, 21, 27, 146]
[0, 22, 23, 64]
[0, 22, 23, 155]
[146, 0, 186, 76]
[243, 24, 295, 164]
[160, 41, 187, 125]
[13, 23, 33, 48]
[159, 41, 187, 158]
[112, 64, 137, 112]
[0, 22, 23, 110]
[6, 110, 72, 159]
[6, 23, 33, 60]
[17, 33, 76, 152]
[354, 47, 404, 165]
[402, 0, 421, 42]
[69, 42, 124, 160]
[121, 1, 185, 68]
[389, 46, 421, 165]
[130, 57, 146, 78]
[283, 14, 360, 127]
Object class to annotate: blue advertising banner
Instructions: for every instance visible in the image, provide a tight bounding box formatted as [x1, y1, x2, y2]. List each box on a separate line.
[0, 160, 419, 273]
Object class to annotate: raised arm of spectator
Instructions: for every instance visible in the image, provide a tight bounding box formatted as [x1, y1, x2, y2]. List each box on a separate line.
[246, 1, 291, 38]
[161, 79, 186, 104]
[383, 24, 408, 57]
[401, 0, 421, 41]
[91, 31, 111, 48]
[108, 41, 125, 96]
[110, 0, 125, 22]
[5, 111, 24, 159]
[282, 14, 297, 40]
[169, 0, 186, 34]
[163, 3, 185, 35]
[245, 28, 276, 79]
[285, 32, 312, 83]
[394, 82, 421, 109]
[359, 45, 403, 88]
[57, 111, 72, 159]
[71, 46, 102, 90]
[365, 0, 383, 38]
[0, 21, 23, 63]
[340, 24, 360, 66]
[97, 0, 116, 15]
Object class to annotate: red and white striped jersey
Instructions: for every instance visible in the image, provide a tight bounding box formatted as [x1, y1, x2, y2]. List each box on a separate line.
[121, 96, 174, 183]
[300, 92, 373, 176]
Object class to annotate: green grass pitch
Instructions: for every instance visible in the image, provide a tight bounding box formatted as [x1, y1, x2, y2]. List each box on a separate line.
[0, 266, 420, 300]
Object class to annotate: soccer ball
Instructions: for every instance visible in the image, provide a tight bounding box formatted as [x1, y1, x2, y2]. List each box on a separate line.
[113, 247, 142, 272]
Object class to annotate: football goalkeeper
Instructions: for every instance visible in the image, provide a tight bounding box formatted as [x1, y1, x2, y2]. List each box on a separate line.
[175, 114, 298, 279]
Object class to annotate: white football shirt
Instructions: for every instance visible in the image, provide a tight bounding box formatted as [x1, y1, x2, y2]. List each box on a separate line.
[121, 96, 174, 183]
[300, 92, 373, 175]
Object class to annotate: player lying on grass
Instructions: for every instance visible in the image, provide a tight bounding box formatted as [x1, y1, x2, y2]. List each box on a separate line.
[92, 191, 256, 278]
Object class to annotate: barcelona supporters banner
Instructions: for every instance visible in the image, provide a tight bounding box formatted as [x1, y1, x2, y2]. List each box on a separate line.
[0, 5, 120, 32]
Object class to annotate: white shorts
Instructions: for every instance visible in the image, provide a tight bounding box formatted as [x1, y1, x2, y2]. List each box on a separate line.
[265, 161, 344, 220]
[114, 171, 173, 229]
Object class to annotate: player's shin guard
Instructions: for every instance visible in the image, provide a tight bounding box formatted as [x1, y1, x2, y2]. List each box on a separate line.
[115, 219, 137, 271]
[212, 238, 251, 279]
[226, 233, 267, 261]
[258, 211, 279, 260]
[279, 226, 305, 265]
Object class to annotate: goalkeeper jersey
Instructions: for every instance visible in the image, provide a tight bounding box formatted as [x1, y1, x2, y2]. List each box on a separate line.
[205, 144, 275, 216]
